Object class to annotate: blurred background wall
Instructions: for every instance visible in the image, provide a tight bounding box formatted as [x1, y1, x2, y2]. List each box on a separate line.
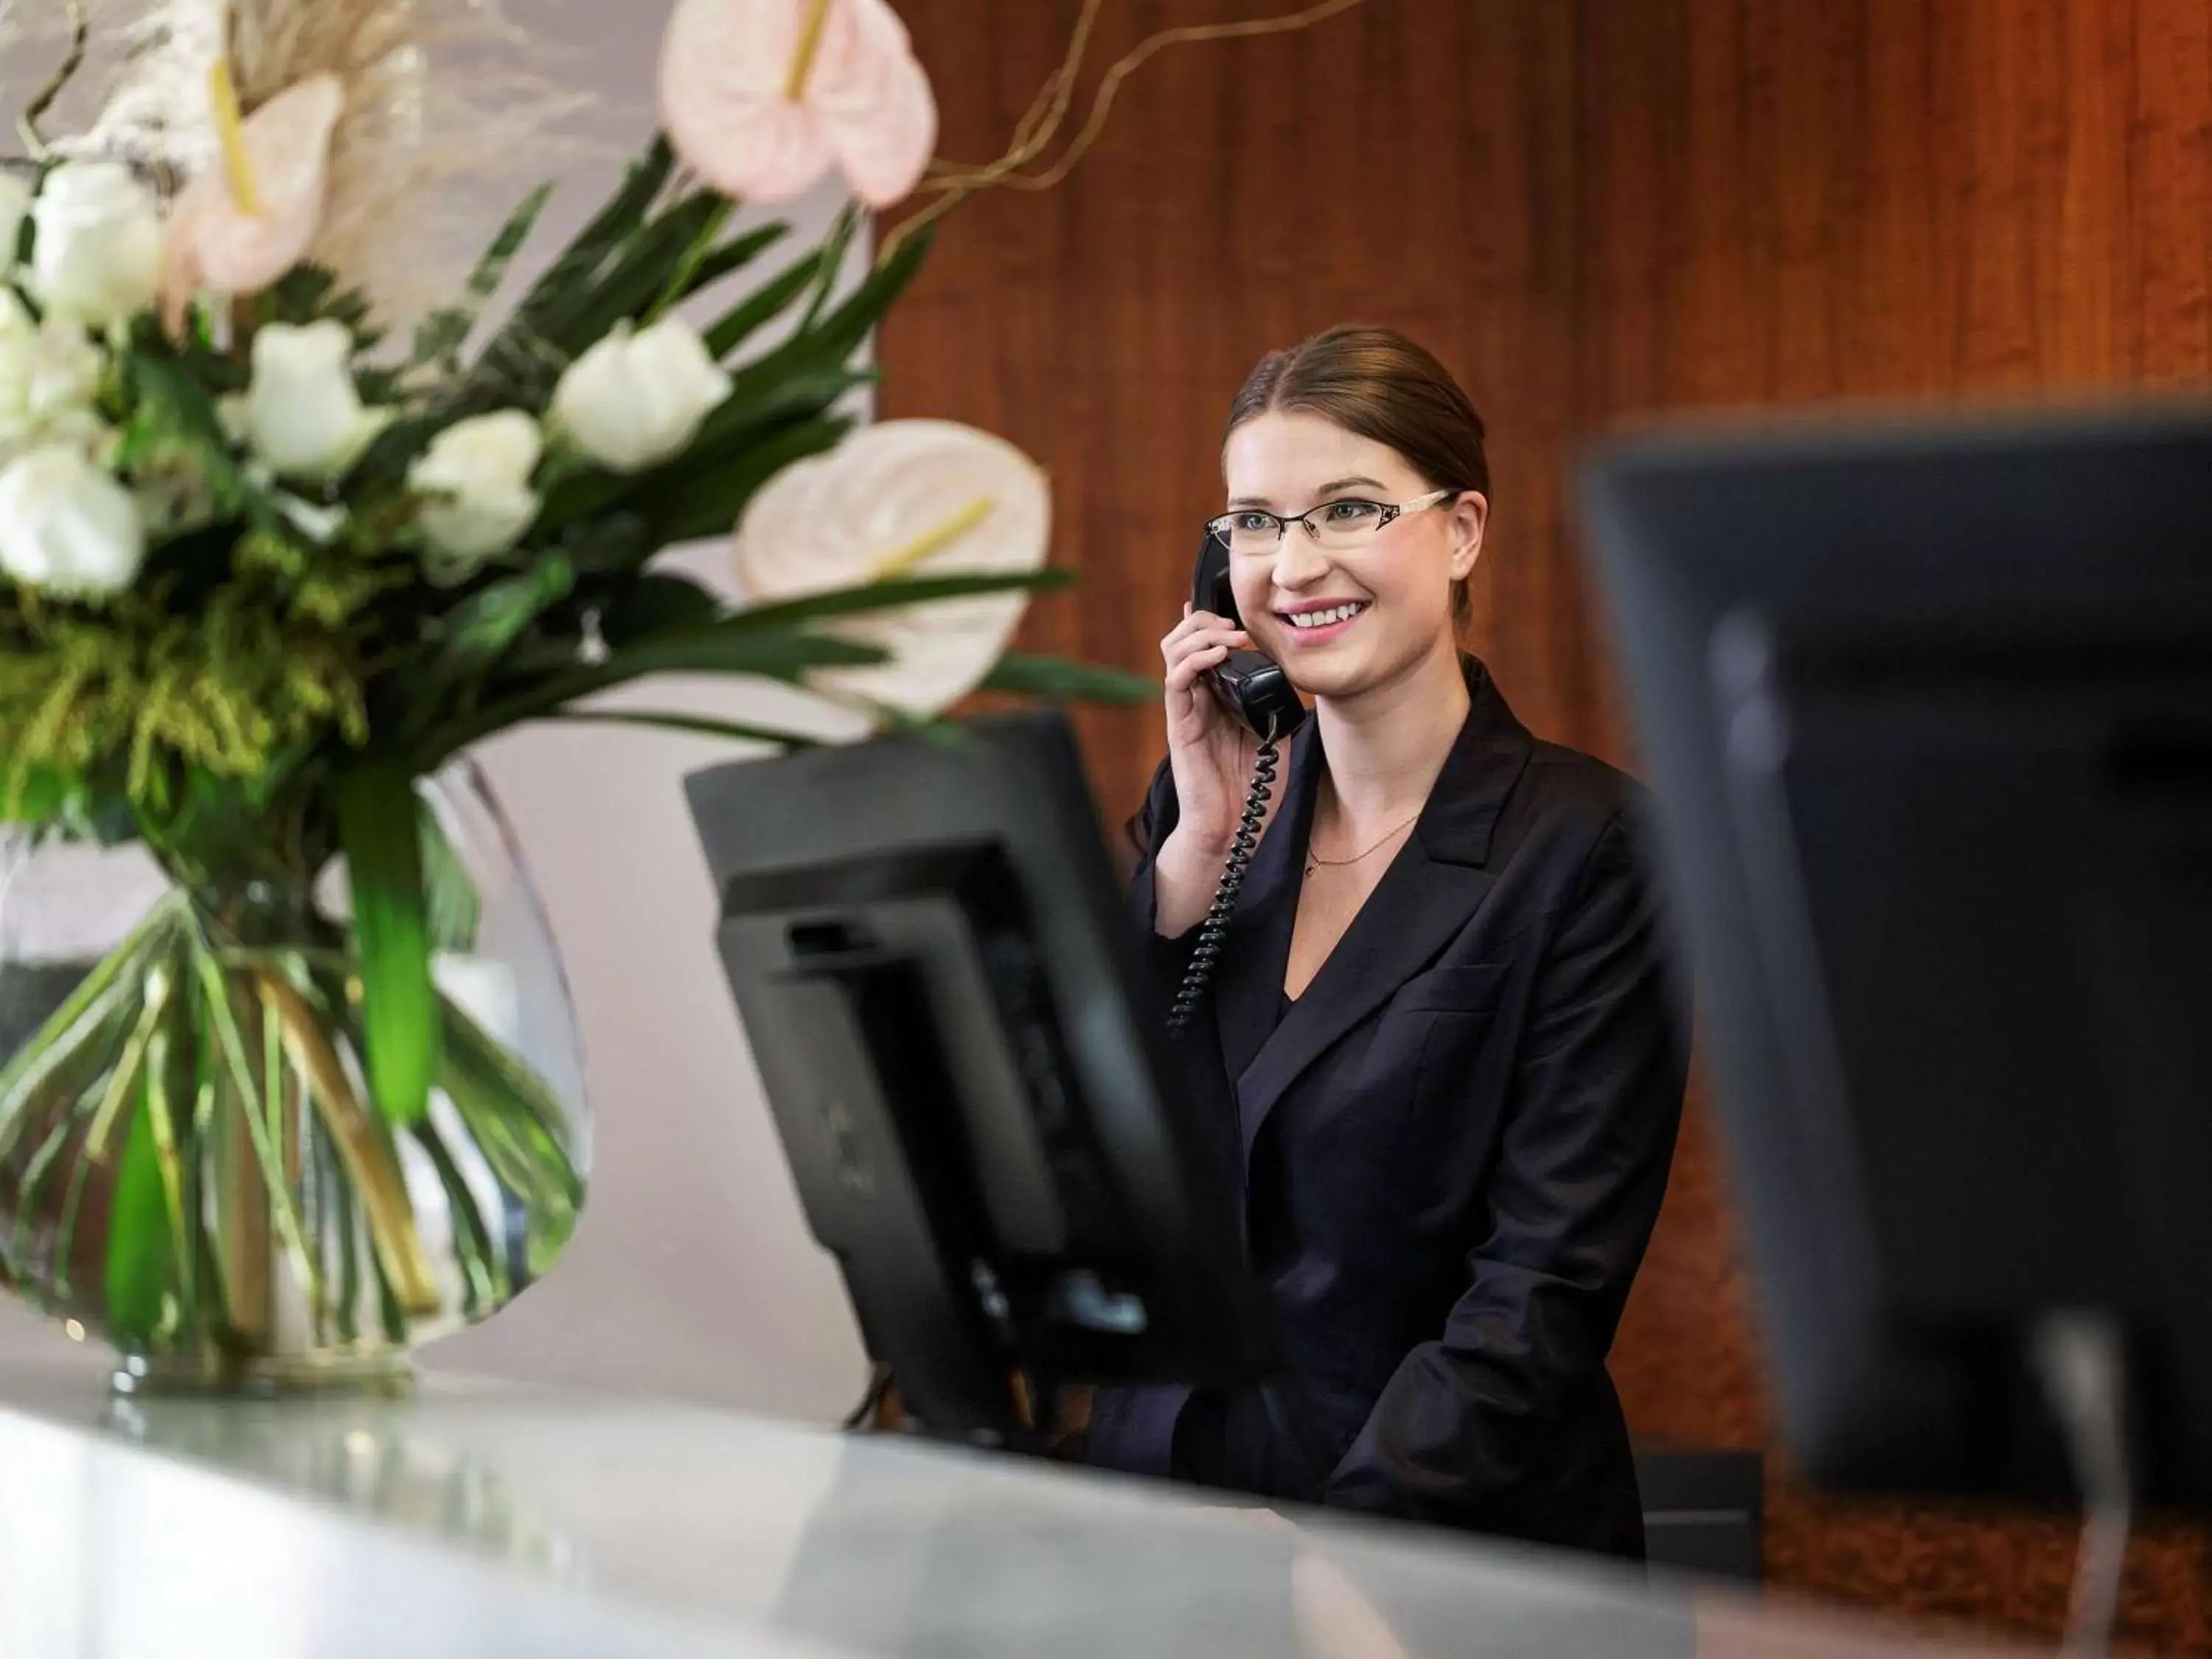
[875, 0, 2212, 1648]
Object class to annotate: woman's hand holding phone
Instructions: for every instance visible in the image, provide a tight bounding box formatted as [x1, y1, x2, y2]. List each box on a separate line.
[1155, 604, 1265, 937]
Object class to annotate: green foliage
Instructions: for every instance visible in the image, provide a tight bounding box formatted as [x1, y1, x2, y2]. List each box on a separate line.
[0, 762, 75, 823]
[114, 353, 249, 520]
[0, 583, 369, 816]
[600, 573, 720, 644]
[411, 181, 556, 372]
[723, 569, 1075, 633]
[703, 250, 823, 358]
[552, 709, 824, 748]
[335, 762, 437, 1128]
[431, 557, 577, 684]
[105, 1099, 175, 1346]
[1, 136, 1130, 914]
[420, 801, 481, 954]
[661, 221, 790, 314]
[978, 655, 1161, 704]
[257, 263, 383, 352]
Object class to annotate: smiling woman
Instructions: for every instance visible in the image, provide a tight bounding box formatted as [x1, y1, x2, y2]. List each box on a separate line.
[1087, 324, 1691, 1563]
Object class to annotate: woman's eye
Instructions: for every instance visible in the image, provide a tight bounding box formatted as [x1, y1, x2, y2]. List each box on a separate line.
[1324, 500, 1382, 526]
[1234, 512, 1277, 533]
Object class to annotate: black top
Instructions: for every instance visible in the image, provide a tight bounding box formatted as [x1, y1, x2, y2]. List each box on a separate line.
[1086, 658, 1688, 1561]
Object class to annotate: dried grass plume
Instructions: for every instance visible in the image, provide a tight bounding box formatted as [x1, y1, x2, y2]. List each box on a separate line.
[48, 0, 588, 324]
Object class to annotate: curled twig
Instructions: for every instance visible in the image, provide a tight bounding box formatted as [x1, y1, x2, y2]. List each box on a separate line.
[879, 0, 1370, 265]
[17, 0, 89, 159]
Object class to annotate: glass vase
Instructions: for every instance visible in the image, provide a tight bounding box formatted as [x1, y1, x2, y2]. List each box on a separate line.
[0, 762, 588, 1396]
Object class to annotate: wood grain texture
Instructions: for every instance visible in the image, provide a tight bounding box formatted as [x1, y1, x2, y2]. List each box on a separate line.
[877, 0, 2212, 1646]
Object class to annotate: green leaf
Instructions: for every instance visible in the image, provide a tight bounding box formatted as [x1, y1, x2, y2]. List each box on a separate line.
[1, 760, 77, 822]
[653, 410, 856, 545]
[602, 573, 722, 644]
[438, 993, 583, 1275]
[978, 653, 1161, 704]
[420, 801, 481, 954]
[411, 180, 554, 371]
[434, 556, 577, 683]
[462, 181, 557, 310]
[799, 202, 865, 331]
[354, 365, 407, 404]
[640, 200, 742, 324]
[702, 251, 824, 360]
[678, 364, 874, 473]
[536, 386, 860, 546]
[498, 138, 672, 341]
[554, 510, 655, 578]
[734, 224, 932, 391]
[116, 352, 248, 517]
[261, 262, 374, 330]
[552, 192, 727, 356]
[104, 1092, 175, 1345]
[552, 709, 823, 748]
[413, 627, 887, 765]
[334, 762, 438, 1128]
[725, 568, 1074, 633]
[410, 310, 473, 374]
[671, 221, 791, 307]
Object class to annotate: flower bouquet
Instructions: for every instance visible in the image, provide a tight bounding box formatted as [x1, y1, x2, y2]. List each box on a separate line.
[0, 0, 1144, 1394]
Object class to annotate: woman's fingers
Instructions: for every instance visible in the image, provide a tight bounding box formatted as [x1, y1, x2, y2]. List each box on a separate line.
[1161, 616, 1251, 667]
[1164, 641, 1231, 692]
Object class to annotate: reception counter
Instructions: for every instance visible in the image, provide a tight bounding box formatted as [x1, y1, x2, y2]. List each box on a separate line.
[0, 1340, 2039, 1658]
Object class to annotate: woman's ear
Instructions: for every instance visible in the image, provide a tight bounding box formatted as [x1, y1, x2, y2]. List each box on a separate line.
[1449, 491, 1489, 582]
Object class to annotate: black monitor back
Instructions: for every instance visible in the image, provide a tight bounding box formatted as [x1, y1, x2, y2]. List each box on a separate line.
[1580, 402, 2212, 1506]
[686, 712, 1274, 1439]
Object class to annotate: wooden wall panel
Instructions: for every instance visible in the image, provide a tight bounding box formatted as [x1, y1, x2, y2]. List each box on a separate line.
[879, 0, 2212, 1648]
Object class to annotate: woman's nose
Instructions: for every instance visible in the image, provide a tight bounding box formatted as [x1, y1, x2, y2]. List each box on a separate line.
[1271, 533, 1331, 591]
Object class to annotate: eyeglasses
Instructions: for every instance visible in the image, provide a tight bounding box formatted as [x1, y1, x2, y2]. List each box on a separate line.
[1205, 490, 1457, 556]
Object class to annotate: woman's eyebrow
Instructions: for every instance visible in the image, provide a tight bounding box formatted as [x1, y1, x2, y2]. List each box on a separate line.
[1226, 476, 1390, 510]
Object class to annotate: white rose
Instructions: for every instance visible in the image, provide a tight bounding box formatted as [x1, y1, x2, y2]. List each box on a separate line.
[0, 443, 146, 599]
[0, 173, 33, 274]
[550, 316, 731, 475]
[243, 320, 386, 481]
[0, 294, 108, 459]
[0, 291, 36, 431]
[408, 411, 543, 578]
[30, 162, 164, 329]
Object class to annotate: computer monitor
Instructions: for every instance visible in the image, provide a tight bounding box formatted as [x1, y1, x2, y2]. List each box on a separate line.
[684, 710, 1277, 1446]
[1579, 400, 2212, 1508]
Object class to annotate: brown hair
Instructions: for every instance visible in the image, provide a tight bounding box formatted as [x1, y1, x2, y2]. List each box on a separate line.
[1225, 326, 1489, 629]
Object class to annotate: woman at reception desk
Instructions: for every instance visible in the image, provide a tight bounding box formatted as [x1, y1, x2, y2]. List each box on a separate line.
[1086, 327, 1689, 1562]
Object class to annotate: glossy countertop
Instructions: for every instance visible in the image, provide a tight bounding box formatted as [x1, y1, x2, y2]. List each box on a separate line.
[0, 1335, 2038, 1659]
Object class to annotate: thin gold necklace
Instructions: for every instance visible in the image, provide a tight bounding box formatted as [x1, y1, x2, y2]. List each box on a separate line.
[1305, 812, 1420, 878]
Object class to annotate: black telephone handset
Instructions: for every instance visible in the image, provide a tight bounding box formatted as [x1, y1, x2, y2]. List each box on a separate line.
[1166, 535, 1308, 1034]
[1192, 531, 1308, 745]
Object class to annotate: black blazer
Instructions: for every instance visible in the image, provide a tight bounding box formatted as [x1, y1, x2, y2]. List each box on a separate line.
[1088, 658, 1688, 1561]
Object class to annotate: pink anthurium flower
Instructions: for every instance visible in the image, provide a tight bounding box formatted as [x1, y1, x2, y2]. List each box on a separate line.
[159, 73, 344, 337]
[658, 0, 937, 209]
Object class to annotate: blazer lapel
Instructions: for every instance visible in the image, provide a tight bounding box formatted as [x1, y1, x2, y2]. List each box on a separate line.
[1211, 718, 1323, 1085]
[1234, 659, 1536, 1158]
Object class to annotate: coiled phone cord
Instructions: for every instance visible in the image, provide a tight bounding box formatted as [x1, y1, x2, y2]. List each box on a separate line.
[1166, 737, 1281, 1035]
